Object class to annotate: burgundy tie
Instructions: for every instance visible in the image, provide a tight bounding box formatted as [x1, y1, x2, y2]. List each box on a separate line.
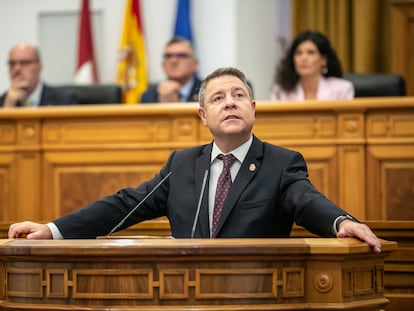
[212, 154, 236, 235]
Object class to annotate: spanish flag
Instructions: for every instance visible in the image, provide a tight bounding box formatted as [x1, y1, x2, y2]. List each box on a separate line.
[116, 0, 148, 104]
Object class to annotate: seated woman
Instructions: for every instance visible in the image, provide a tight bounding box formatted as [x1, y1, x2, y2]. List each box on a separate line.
[271, 30, 354, 101]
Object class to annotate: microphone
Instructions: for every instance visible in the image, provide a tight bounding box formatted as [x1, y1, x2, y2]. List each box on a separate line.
[191, 170, 209, 239]
[107, 172, 172, 236]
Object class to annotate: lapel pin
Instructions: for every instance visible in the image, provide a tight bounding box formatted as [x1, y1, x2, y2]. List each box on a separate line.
[249, 163, 256, 172]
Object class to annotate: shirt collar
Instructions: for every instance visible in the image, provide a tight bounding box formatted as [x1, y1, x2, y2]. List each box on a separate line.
[179, 78, 195, 102]
[211, 135, 253, 164]
[28, 82, 43, 107]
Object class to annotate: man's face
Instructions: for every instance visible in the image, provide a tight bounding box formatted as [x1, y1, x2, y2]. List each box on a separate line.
[198, 75, 255, 142]
[8, 45, 42, 93]
[162, 42, 198, 83]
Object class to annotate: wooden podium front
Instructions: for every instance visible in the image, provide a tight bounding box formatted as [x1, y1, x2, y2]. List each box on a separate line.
[0, 238, 396, 311]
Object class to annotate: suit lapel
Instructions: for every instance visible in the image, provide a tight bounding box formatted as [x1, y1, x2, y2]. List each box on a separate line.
[212, 136, 263, 237]
[194, 144, 212, 237]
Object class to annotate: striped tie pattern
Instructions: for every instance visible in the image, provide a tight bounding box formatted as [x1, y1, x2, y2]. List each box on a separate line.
[212, 153, 236, 235]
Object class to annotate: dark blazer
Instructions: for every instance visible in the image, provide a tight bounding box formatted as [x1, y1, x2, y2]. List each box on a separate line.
[55, 136, 349, 239]
[0, 83, 77, 107]
[140, 77, 202, 103]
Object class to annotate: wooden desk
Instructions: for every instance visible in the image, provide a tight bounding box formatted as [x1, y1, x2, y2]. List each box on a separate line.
[0, 238, 396, 310]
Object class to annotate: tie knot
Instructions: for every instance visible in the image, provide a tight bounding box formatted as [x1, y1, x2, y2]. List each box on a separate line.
[217, 153, 236, 169]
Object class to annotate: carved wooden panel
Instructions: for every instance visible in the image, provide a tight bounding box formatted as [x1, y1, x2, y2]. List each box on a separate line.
[3, 261, 386, 308]
[58, 170, 156, 215]
[43, 117, 199, 146]
[72, 269, 154, 299]
[390, 0, 414, 95]
[297, 147, 338, 204]
[366, 145, 414, 220]
[254, 114, 336, 142]
[17, 121, 39, 146]
[384, 165, 414, 219]
[0, 122, 16, 145]
[4, 263, 307, 305]
[1, 101, 414, 223]
[0, 238, 395, 310]
[0, 154, 14, 222]
[41, 146, 173, 219]
[366, 110, 414, 220]
[338, 113, 364, 139]
[44, 119, 168, 144]
[44, 161, 164, 219]
[15, 152, 41, 221]
[367, 112, 414, 139]
[338, 146, 365, 219]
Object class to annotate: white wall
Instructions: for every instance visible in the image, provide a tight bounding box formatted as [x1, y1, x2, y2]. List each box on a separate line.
[0, 0, 290, 100]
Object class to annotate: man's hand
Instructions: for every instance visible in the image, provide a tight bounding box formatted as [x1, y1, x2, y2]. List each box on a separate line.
[337, 219, 381, 253]
[3, 82, 30, 107]
[8, 221, 53, 239]
[157, 80, 181, 102]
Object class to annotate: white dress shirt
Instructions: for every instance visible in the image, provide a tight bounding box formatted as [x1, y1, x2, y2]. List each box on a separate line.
[208, 136, 253, 234]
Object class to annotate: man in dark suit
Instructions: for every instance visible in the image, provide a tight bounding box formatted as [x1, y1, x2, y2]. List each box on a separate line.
[8, 67, 381, 253]
[140, 37, 201, 103]
[0, 43, 77, 107]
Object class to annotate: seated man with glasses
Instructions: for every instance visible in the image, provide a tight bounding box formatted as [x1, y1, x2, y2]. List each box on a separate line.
[140, 36, 201, 103]
[0, 43, 77, 108]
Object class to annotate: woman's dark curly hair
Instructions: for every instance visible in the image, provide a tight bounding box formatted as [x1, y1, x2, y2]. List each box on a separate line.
[275, 30, 344, 91]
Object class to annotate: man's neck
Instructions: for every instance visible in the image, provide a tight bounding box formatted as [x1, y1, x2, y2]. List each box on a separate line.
[214, 134, 252, 154]
[171, 76, 194, 86]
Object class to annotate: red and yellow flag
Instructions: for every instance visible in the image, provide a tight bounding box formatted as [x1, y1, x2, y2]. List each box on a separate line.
[116, 0, 148, 104]
[75, 0, 98, 84]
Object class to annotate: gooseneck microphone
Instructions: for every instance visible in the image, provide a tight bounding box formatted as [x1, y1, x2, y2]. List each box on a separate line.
[107, 172, 172, 236]
[191, 170, 209, 239]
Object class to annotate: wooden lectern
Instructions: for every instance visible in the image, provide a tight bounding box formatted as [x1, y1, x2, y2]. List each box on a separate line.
[0, 238, 396, 310]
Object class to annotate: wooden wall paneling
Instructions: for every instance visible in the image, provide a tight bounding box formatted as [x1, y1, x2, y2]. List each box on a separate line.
[383, 160, 414, 220]
[390, 0, 414, 96]
[289, 146, 339, 205]
[1, 99, 414, 223]
[366, 220, 414, 311]
[15, 152, 41, 221]
[366, 108, 414, 220]
[0, 120, 17, 222]
[42, 150, 170, 220]
[14, 120, 41, 222]
[40, 113, 202, 220]
[253, 112, 337, 143]
[253, 111, 339, 205]
[366, 149, 382, 219]
[0, 153, 14, 222]
[366, 145, 414, 220]
[338, 145, 365, 219]
[337, 112, 366, 219]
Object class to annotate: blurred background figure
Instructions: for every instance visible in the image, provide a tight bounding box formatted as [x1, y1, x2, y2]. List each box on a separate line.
[0, 43, 77, 108]
[140, 37, 201, 103]
[271, 30, 354, 101]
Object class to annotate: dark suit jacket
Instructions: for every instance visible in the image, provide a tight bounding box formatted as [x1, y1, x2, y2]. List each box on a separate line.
[0, 83, 77, 107]
[54, 136, 349, 239]
[140, 77, 202, 103]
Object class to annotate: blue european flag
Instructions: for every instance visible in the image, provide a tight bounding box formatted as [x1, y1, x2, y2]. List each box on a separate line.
[174, 0, 192, 41]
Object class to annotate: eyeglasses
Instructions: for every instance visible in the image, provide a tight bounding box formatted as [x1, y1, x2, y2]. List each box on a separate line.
[8, 59, 39, 68]
[163, 53, 192, 60]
